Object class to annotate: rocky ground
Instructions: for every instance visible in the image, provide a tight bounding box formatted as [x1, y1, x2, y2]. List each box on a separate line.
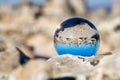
[0, 0, 120, 80]
[0, 49, 120, 80]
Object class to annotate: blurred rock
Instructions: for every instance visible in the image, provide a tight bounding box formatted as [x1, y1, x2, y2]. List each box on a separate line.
[97, 18, 120, 53]
[69, 0, 86, 16]
[26, 34, 57, 57]
[0, 44, 19, 74]
[43, 0, 86, 18]
[13, 60, 52, 80]
[112, 1, 120, 18]
[43, 0, 70, 18]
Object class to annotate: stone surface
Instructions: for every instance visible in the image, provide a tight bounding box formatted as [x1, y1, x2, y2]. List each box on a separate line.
[47, 49, 120, 80]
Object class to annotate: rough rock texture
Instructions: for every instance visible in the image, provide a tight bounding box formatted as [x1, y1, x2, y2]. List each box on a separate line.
[0, 49, 120, 80]
[48, 50, 120, 80]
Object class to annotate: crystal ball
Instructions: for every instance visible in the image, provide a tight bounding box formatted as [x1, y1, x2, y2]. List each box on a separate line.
[54, 17, 100, 57]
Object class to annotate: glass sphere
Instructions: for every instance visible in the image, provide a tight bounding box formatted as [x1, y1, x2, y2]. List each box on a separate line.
[54, 17, 100, 57]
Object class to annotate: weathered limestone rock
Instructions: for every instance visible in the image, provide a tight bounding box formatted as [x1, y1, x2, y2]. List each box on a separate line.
[48, 49, 120, 80]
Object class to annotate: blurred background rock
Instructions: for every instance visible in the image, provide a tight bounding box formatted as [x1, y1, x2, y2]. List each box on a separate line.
[0, 0, 120, 80]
